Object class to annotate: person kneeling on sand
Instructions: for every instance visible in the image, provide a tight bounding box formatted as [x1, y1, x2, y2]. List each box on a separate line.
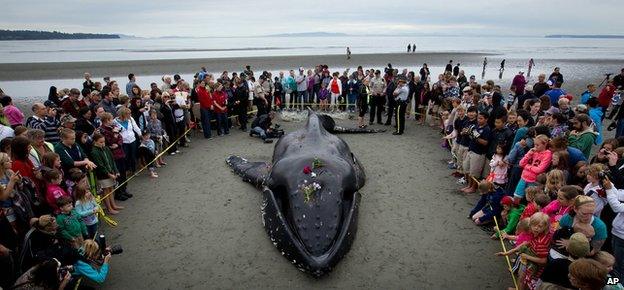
[250, 111, 275, 143]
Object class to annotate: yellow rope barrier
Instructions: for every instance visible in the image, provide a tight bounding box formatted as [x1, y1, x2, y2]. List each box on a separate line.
[492, 208, 520, 290]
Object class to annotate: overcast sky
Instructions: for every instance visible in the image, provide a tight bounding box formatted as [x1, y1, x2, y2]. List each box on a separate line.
[2, 0, 623, 37]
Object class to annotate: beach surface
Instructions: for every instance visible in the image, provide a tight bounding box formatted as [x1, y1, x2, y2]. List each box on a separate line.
[99, 116, 510, 289]
[2, 52, 623, 116]
[0, 52, 495, 81]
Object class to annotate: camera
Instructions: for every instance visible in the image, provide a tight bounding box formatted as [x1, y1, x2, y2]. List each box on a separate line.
[58, 265, 71, 279]
[104, 245, 124, 256]
[606, 73, 613, 77]
[97, 234, 123, 256]
[597, 171, 608, 181]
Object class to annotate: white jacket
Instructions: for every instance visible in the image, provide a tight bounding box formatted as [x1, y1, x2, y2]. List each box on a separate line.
[606, 186, 624, 239]
[115, 117, 142, 144]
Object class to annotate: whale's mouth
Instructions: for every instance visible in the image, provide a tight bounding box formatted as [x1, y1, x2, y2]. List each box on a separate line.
[262, 186, 360, 276]
[269, 185, 354, 256]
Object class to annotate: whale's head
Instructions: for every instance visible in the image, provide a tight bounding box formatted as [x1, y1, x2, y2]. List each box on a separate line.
[264, 154, 360, 276]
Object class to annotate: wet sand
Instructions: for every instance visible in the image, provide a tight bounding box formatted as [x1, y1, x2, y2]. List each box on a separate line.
[100, 116, 510, 289]
[0, 52, 492, 81]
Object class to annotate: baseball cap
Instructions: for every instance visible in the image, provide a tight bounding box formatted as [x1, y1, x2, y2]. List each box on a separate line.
[44, 100, 58, 108]
[462, 86, 473, 92]
[545, 107, 560, 115]
[60, 114, 77, 125]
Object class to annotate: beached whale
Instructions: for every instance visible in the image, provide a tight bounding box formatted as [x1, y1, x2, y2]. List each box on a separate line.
[226, 111, 365, 277]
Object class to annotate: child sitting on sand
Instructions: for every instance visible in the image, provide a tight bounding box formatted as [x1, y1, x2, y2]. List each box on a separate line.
[492, 196, 526, 239]
[469, 180, 504, 225]
[496, 212, 552, 290]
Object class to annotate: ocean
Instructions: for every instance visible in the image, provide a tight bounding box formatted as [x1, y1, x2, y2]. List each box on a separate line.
[2, 35, 624, 64]
[1, 35, 624, 99]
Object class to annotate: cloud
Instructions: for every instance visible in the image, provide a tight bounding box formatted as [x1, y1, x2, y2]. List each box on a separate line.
[1, 0, 623, 37]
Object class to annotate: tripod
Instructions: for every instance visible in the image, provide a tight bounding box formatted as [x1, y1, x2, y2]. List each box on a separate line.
[598, 73, 613, 88]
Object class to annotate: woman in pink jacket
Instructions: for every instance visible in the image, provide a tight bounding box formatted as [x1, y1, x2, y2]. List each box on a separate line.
[1, 96, 24, 128]
[513, 134, 552, 202]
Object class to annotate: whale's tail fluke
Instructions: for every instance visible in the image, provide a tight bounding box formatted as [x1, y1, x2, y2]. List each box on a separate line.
[332, 126, 387, 134]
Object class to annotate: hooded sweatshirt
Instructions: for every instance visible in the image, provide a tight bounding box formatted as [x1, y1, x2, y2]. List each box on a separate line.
[588, 107, 603, 145]
[519, 149, 552, 182]
[567, 128, 597, 159]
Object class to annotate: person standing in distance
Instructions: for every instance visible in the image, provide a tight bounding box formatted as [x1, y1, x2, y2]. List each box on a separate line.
[393, 78, 410, 135]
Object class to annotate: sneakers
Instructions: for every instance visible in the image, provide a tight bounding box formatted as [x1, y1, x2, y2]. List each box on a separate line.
[263, 139, 274, 144]
[447, 163, 457, 170]
[456, 177, 466, 185]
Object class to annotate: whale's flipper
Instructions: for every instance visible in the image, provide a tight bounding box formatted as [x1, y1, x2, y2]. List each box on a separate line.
[225, 155, 271, 188]
[332, 126, 387, 134]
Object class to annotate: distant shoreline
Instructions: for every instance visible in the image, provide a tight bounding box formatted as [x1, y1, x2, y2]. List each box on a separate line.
[0, 52, 494, 81]
[545, 35, 624, 39]
[0, 29, 119, 41]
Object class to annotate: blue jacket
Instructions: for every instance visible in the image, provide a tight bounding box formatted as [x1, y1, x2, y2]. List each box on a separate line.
[567, 147, 587, 165]
[73, 260, 109, 284]
[589, 107, 603, 145]
[545, 88, 566, 107]
[580, 90, 593, 104]
[469, 187, 505, 223]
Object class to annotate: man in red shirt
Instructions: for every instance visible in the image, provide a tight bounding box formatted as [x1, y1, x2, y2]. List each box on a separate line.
[196, 79, 214, 139]
[212, 83, 229, 136]
[598, 79, 616, 113]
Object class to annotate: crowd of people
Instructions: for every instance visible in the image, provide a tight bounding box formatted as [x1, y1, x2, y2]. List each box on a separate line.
[0, 62, 623, 289]
[433, 67, 624, 290]
[0, 72, 202, 288]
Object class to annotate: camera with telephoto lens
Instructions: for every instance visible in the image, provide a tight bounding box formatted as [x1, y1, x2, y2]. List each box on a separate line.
[97, 234, 123, 256]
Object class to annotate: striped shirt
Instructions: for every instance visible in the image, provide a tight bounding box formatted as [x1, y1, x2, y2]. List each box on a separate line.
[25, 115, 46, 130]
[43, 117, 61, 144]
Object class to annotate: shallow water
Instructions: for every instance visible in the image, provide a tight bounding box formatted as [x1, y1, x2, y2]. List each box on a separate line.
[2, 36, 624, 63]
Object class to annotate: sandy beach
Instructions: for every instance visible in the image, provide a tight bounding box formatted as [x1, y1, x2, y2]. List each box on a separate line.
[97, 116, 511, 289]
[1, 52, 622, 116]
[0, 52, 495, 81]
